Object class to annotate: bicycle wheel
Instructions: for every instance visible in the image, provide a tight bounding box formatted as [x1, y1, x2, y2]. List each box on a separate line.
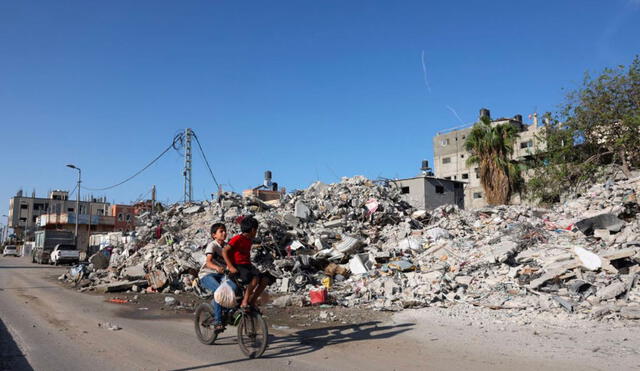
[194, 303, 218, 345]
[237, 311, 268, 358]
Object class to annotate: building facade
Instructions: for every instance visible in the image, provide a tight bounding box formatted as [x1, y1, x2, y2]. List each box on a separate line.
[8, 189, 110, 240]
[38, 213, 115, 252]
[111, 204, 136, 232]
[391, 163, 465, 210]
[433, 108, 543, 208]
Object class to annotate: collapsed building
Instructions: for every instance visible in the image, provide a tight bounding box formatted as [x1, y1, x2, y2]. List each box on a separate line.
[60, 173, 640, 322]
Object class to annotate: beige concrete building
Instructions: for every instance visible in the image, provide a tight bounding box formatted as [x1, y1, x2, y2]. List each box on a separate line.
[8, 189, 110, 240]
[433, 108, 543, 208]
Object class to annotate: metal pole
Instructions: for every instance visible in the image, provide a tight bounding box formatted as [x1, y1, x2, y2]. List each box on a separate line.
[76, 168, 81, 240]
[183, 128, 193, 203]
[151, 185, 156, 216]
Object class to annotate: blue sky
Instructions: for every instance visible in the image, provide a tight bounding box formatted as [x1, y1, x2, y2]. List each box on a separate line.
[1, 1, 639, 211]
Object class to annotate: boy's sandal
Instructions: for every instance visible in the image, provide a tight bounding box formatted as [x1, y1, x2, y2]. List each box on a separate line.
[214, 323, 225, 331]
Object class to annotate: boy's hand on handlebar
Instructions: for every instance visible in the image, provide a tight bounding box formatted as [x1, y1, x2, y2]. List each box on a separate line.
[228, 266, 238, 275]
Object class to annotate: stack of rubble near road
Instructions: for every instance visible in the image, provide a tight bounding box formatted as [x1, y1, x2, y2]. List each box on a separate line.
[60, 174, 640, 321]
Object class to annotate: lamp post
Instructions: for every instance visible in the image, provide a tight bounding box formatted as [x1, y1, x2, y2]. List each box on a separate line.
[2, 214, 8, 243]
[66, 164, 81, 245]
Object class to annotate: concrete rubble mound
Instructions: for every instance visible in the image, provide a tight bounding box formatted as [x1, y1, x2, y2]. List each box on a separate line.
[60, 174, 640, 322]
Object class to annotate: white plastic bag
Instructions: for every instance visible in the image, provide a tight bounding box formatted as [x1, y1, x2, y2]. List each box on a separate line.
[214, 277, 236, 308]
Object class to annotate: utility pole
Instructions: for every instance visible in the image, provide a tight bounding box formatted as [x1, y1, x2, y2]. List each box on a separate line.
[66, 164, 81, 246]
[151, 185, 156, 215]
[183, 128, 193, 203]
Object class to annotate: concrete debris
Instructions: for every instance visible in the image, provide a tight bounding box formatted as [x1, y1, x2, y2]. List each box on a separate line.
[61, 174, 640, 322]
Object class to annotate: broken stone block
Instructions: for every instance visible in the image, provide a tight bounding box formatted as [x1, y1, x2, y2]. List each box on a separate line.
[574, 246, 601, 271]
[294, 201, 312, 220]
[620, 306, 640, 319]
[145, 270, 168, 290]
[89, 252, 109, 270]
[183, 205, 204, 215]
[95, 280, 148, 293]
[593, 229, 612, 241]
[575, 213, 625, 235]
[596, 281, 626, 300]
[122, 264, 146, 280]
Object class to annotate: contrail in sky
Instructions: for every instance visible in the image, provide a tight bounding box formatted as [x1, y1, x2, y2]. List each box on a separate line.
[420, 50, 432, 93]
[445, 105, 464, 124]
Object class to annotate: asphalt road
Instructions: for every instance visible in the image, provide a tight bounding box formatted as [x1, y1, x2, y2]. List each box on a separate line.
[0, 256, 426, 371]
[3, 255, 632, 371]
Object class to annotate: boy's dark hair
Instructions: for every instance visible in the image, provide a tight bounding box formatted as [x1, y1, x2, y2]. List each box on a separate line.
[240, 216, 259, 233]
[210, 222, 226, 235]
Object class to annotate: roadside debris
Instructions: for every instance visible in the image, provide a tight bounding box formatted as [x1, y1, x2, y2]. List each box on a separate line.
[59, 174, 640, 322]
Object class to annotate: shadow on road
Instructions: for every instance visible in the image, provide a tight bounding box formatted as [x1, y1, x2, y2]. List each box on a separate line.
[170, 320, 414, 371]
[0, 316, 33, 371]
[0, 265, 61, 270]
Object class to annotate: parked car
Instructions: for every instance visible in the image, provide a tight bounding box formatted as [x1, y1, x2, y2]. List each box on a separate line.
[2, 245, 19, 257]
[49, 244, 80, 265]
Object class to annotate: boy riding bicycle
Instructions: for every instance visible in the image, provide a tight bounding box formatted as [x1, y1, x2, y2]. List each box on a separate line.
[198, 222, 237, 331]
[222, 216, 269, 311]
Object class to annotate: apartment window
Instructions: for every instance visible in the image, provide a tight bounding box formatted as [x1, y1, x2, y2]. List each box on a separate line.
[20, 204, 28, 210]
[97, 209, 104, 215]
[473, 192, 483, 199]
[442, 157, 451, 164]
[453, 175, 457, 180]
[520, 140, 533, 149]
[126, 214, 131, 221]
[435, 185, 445, 194]
[474, 168, 480, 179]
[441, 139, 450, 146]
[68, 208, 74, 213]
[401, 186, 410, 194]
[444, 176, 451, 180]
[462, 173, 469, 180]
[118, 213, 124, 221]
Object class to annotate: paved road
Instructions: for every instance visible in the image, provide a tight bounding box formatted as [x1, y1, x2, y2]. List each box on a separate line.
[2, 255, 622, 371]
[0, 256, 427, 371]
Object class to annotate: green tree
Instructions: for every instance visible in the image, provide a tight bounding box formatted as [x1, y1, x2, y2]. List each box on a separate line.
[528, 56, 640, 203]
[464, 116, 522, 205]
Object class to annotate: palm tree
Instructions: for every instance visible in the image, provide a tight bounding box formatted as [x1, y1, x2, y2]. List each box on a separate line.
[464, 116, 522, 205]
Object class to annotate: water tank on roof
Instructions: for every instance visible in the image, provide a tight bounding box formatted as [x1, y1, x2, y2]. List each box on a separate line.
[479, 108, 490, 120]
[421, 160, 430, 172]
[514, 114, 523, 123]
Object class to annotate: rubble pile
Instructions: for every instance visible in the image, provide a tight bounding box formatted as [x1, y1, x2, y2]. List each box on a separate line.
[60, 174, 640, 322]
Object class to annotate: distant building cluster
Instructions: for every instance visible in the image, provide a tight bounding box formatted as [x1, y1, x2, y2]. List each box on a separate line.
[433, 108, 543, 208]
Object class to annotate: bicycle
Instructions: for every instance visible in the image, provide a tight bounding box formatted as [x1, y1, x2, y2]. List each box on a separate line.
[194, 274, 269, 359]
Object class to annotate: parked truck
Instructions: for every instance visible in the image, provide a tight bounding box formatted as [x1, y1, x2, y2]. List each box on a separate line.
[32, 230, 75, 264]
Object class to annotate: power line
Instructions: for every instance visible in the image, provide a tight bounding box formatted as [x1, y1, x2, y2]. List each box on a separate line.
[82, 135, 182, 191]
[192, 132, 220, 189]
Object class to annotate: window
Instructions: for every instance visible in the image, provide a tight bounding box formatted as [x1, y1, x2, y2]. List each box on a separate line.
[19, 217, 27, 222]
[453, 175, 457, 180]
[20, 204, 28, 210]
[401, 186, 410, 194]
[435, 185, 444, 194]
[460, 154, 465, 158]
[474, 168, 480, 179]
[444, 176, 451, 180]
[462, 173, 469, 180]
[97, 209, 104, 215]
[441, 138, 450, 146]
[442, 157, 451, 164]
[520, 140, 533, 149]
[473, 192, 483, 199]
[125, 214, 131, 221]
[68, 208, 74, 212]
[118, 213, 124, 221]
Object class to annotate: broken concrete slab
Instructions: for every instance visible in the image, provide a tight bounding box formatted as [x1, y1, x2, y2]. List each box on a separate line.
[575, 213, 625, 235]
[122, 264, 146, 280]
[596, 281, 627, 300]
[294, 201, 312, 220]
[574, 247, 602, 271]
[89, 252, 109, 270]
[95, 280, 148, 293]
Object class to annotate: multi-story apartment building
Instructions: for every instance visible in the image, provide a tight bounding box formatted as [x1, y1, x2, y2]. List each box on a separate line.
[433, 108, 543, 208]
[8, 189, 110, 240]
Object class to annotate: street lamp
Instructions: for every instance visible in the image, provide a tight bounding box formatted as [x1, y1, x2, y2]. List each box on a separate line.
[66, 164, 81, 246]
[1, 214, 7, 243]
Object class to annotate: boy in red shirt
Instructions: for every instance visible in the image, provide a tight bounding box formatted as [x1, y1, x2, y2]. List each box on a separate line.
[222, 216, 268, 310]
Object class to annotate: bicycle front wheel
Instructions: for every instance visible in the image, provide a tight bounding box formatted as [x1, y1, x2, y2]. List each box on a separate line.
[237, 311, 268, 358]
[194, 303, 218, 345]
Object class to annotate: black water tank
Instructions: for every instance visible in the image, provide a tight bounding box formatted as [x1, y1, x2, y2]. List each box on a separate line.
[421, 160, 430, 171]
[264, 170, 272, 182]
[514, 114, 523, 123]
[479, 108, 490, 120]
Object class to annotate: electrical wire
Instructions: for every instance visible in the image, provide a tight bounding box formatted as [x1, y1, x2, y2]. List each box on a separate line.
[192, 132, 220, 189]
[82, 135, 182, 191]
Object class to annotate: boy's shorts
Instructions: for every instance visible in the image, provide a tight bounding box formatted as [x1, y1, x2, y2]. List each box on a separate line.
[235, 264, 261, 285]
